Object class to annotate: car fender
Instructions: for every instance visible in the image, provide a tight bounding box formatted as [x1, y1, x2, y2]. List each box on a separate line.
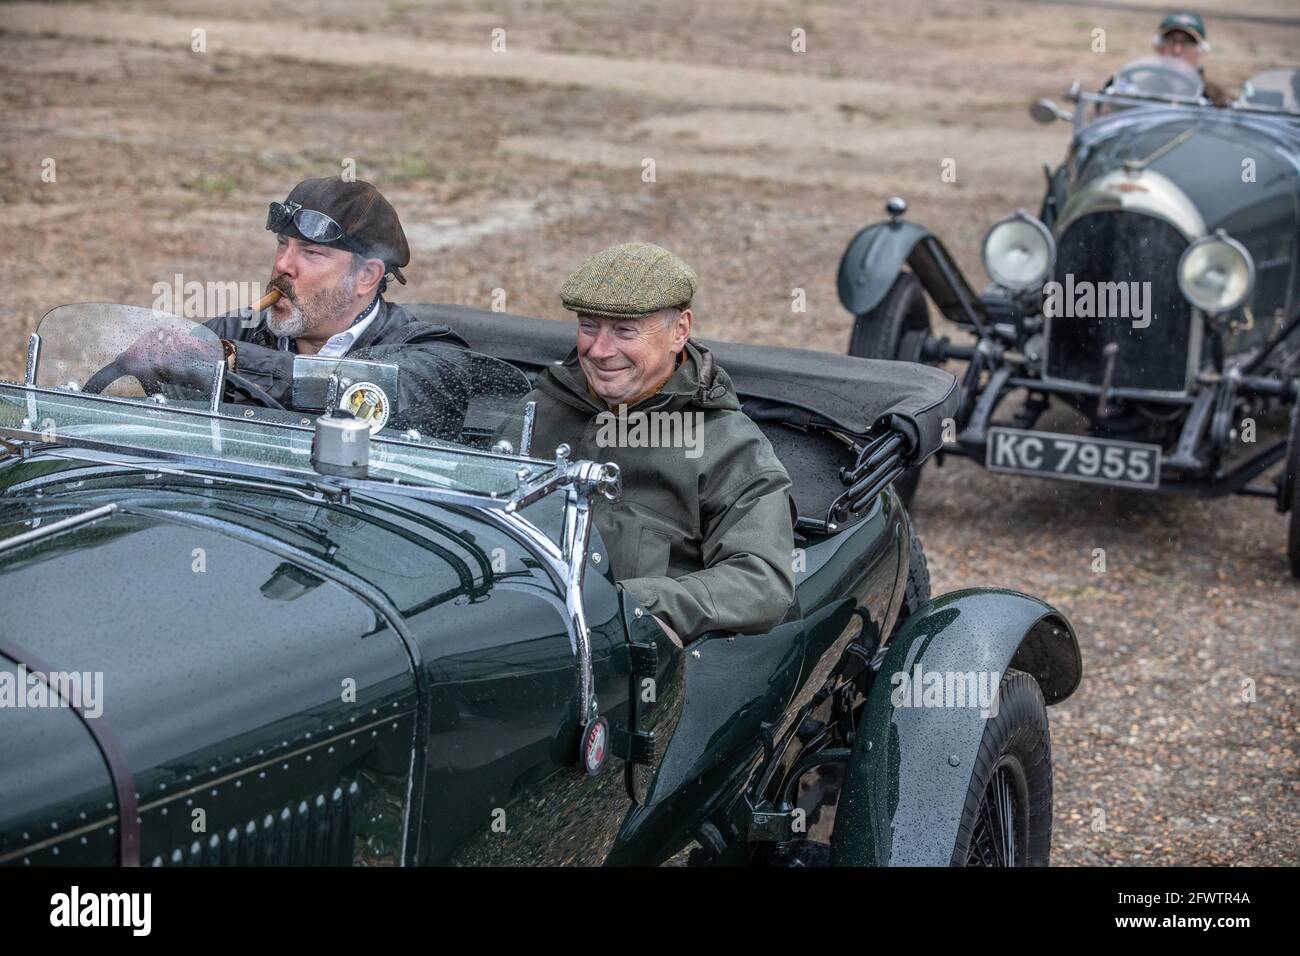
[830, 588, 1081, 866]
[837, 220, 935, 317]
[837, 219, 986, 328]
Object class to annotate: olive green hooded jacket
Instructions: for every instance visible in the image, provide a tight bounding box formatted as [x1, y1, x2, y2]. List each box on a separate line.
[521, 340, 796, 640]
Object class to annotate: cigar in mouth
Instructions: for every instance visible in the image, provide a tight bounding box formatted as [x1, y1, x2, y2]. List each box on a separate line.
[252, 288, 284, 312]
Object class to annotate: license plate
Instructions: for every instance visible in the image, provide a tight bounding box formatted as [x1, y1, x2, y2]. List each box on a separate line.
[985, 427, 1161, 489]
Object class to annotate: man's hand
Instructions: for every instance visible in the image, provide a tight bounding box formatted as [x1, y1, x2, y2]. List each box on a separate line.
[116, 327, 223, 392]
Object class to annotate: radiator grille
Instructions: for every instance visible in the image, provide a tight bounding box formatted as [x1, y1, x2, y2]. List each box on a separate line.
[1047, 211, 1193, 393]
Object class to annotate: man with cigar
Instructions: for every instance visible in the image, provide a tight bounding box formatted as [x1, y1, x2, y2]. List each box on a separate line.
[119, 177, 469, 430]
[520, 242, 797, 644]
[205, 176, 468, 403]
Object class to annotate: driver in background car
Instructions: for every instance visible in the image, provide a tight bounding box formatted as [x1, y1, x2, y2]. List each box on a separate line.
[119, 177, 472, 437]
[1152, 11, 1229, 106]
[1101, 11, 1229, 106]
[519, 242, 797, 645]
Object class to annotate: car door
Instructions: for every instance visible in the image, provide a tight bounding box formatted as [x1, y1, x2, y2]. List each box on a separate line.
[406, 506, 673, 865]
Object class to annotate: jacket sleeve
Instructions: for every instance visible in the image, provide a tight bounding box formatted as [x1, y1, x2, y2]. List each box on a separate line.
[202, 314, 295, 405]
[619, 434, 796, 640]
[226, 339, 296, 405]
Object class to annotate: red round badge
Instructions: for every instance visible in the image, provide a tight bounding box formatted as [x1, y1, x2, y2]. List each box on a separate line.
[581, 717, 610, 776]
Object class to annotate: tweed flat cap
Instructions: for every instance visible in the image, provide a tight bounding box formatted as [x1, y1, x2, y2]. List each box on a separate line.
[560, 242, 698, 319]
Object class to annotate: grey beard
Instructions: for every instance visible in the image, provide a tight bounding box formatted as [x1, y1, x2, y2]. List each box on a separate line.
[265, 301, 308, 338]
[264, 271, 358, 341]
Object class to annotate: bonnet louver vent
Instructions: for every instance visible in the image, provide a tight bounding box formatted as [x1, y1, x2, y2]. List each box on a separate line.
[151, 780, 363, 866]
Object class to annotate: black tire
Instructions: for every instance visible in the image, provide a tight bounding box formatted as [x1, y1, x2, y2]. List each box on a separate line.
[1289, 491, 1300, 580]
[892, 468, 922, 510]
[849, 273, 932, 509]
[950, 669, 1053, 867]
[848, 272, 931, 361]
[897, 517, 931, 629]
[1284, 398, 1300, 579]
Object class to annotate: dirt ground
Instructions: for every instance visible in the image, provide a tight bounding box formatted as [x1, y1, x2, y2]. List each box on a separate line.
[1, 0, 1297, 865]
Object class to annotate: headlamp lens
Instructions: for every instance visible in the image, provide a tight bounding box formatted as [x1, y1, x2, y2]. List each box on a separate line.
[983, 211, 1055, 291]
[1177, 234, 1254, 315]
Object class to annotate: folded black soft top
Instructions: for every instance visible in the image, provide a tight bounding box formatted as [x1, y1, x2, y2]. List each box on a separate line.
[407, 304, 958, 461]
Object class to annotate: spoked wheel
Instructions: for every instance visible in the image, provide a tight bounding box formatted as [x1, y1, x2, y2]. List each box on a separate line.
[964, 756, 1030, 866]
[848, 272, 934, 509]
[951, 668, 1053, 867]
[1283, 397, 1300, 579]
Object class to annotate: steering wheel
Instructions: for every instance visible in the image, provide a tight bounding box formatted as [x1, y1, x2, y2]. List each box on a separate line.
[81, 356, 286, 410]
[82, 357, 131, 395]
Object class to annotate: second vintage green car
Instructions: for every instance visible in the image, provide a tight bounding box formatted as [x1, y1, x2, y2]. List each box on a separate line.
[0, 302, 1081, 866]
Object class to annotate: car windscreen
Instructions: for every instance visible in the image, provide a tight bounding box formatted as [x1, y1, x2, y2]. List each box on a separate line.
[1106, 56, 1204, 102]
[8, 302, 550, 498]
[315, 341, 535, 450]
[0, 382, 539, 498]
[34, 302, 223, 405]
[1236, 69, 1300, 114]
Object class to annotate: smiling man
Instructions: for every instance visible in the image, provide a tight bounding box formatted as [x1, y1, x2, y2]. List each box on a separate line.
[522, 242, 796, 644]
[201, 176, 469, 405]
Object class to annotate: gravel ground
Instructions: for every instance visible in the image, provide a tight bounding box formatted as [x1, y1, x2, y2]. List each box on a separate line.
[1, 0, 1296, 864]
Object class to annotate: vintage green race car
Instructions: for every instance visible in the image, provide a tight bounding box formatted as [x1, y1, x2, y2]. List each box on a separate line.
[838, 59, 1300, 575]
[0, 302, 1080, 867]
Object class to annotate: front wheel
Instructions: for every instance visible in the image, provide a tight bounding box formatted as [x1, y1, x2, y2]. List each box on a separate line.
[1284, 398, 1300, 579]
[849, 273, 932, 508]
[950, 669, 1053, 867]
[893, 516, 931, 635]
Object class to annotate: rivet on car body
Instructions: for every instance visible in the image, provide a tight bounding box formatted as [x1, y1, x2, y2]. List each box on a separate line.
[591, 552, 602, 564]
[243, 409, 255, 418]
[634, 607, 643, 618]
[692, 649, 701, 659]
[948, 754, 961, 767]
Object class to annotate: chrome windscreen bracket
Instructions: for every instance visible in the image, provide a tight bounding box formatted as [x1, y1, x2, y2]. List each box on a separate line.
[519, 400, 536, 458]
[24, 333, 41, 387]
[506, 444, 621, 515]
[563, 485, 600, 725]
[505, 445, 621, 729]
[208, 360, 225, 414]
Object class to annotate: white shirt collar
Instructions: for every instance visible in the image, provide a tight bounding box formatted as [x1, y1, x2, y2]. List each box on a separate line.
[278, 296, 381, 358]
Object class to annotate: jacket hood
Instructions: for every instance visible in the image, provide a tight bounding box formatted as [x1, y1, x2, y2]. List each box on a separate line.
[538, 339, 742, 415]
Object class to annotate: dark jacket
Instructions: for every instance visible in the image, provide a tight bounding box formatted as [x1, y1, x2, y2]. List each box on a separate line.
[1201, 70, 1230, 108]
[204, 299, 469, 406]
[522, 340, 796, 640]
[205, 299, 471, 438]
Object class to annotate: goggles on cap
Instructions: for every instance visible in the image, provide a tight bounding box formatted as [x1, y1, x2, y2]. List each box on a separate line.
[266, 201, 359, 251]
